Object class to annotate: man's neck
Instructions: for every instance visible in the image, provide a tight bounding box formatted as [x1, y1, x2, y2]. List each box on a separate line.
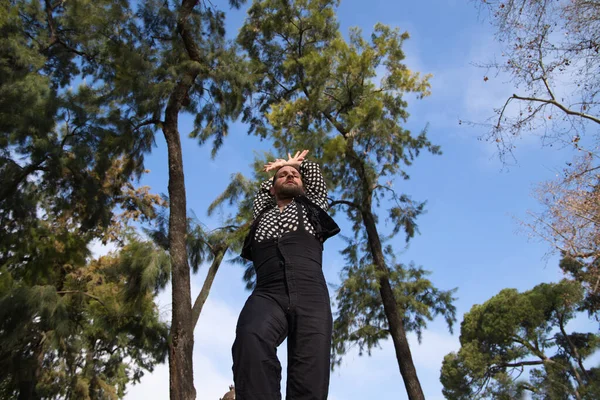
[276, 197, 293, 211]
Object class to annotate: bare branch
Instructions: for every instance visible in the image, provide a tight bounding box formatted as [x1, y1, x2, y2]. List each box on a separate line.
[495, 360, 545, 369]
[192, 245, 227, 329]
[131, 118, 163, 132]
[329, 198, 362, 211]
[510, 94, 600, 125]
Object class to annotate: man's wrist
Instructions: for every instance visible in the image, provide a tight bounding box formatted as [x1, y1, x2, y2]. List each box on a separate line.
[287, 159, 303, 170]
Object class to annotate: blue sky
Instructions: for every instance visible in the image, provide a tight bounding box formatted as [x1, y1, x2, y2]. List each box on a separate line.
[95, 0, 597, 399]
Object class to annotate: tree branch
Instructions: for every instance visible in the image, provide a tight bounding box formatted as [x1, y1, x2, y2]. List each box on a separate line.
[178, 0, 204, 64]
[558, 312, 590, 383]
[44, 0, 57, 44]
[192, 245, 227, 329]
[510, 94, 600, 125]
[495, 360, 545, 369]
[329, 198, 362, 211]
[510, 334, 553, 362]
[570, 165, 600, 180]
[43, 0, 96, 59]
[0, 159, 49, 202]
[132, 118, 163, 132]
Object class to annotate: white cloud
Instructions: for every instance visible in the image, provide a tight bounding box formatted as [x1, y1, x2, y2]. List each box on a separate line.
[409, 330, 460, 371]
[124, 295, 238, 400]
[125, 353, 235, 400]
[194, 352, 236, 400]
[327, 328, 458, 399]
[194, 297, 238, 351]
[125, 364, 169, 399]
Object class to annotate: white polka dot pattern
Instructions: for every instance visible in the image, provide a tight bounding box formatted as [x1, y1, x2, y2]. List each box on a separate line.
[252, 160, 327, 242]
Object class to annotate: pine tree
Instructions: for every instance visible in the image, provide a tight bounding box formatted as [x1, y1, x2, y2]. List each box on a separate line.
[440, 280, 600, 400]
[2, 1, 252, 398]
[2, 2, 171, 396]
[235, 1, 456, 398]
[472, 0, 600, 321]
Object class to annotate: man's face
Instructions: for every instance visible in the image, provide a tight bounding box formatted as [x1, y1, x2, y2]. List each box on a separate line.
[270, 166, 304, 200]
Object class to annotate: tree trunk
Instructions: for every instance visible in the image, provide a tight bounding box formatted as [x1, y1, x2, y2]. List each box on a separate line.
[164, 77, 197, 400]
[361, 208, 425, 400]
[345, 141, 425, 400]
[164, 0, 206, 395]
[192, 245, 227, 329]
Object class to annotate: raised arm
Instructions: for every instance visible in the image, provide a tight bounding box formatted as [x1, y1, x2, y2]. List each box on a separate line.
[262, 150, 328, 211]
[252, 180, 276, 220]
[299, 160, 328, 210]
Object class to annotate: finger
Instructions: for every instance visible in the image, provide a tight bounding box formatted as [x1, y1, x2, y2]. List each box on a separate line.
[294, 151, 301, 159]
[301, 150, 309, 158]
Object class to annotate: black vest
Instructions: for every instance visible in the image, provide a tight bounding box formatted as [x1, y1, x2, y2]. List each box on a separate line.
[240, 195, 340, 261]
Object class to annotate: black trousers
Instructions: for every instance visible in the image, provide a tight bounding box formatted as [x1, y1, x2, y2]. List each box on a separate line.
[232, 226, 332, 400]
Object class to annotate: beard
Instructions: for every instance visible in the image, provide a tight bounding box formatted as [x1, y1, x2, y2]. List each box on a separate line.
[274, 182, 305, 199]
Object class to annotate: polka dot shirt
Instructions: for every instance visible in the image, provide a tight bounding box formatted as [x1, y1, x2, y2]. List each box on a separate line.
[253, 161, 328, 242]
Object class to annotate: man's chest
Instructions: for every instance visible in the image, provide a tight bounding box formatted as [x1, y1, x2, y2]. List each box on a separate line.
[255, 203, 315, 241]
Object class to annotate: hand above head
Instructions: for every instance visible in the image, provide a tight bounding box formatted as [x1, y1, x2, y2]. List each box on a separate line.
[263, 150, 309, 172]
[263, 158, 288, 172]
[286, 150, 309, 169]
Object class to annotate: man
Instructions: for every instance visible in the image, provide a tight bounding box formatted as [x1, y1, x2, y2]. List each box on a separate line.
[233, 150, 340, 400]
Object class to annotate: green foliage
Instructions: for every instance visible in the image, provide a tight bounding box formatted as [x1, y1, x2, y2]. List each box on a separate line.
[144, 197, 249, 275]
[2, 0, 252, 274]
[0, 236, 169, 399]
[560, 256, 600, 318]
[331, 242, 457, 368]
[237, 0, 453, 372]
[440, 280, 600, 400]
[131, 0, 251, 156]
[117, 237, 171, 302]
[239, 0, 437, 198]
[0, 0, 252, 396]
[237, 0, 439, 249]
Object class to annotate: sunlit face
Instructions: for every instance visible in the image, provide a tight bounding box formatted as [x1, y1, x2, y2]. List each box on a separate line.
[270, 166, 304, 199]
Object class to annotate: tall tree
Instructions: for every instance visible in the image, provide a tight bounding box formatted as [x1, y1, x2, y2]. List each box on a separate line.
[474, 0, 600, 157]
[525, 153, 600, 317]
[2, 0, 252, 398]
[440, 280, 600, 400]
[144, 203, 246, 329]
[236, 1, 456, 398]
[1, 2, 170, 397]
[473, 0, 600, 320]
[114, 2, 250, 396]
[0, 235, 170, 400]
